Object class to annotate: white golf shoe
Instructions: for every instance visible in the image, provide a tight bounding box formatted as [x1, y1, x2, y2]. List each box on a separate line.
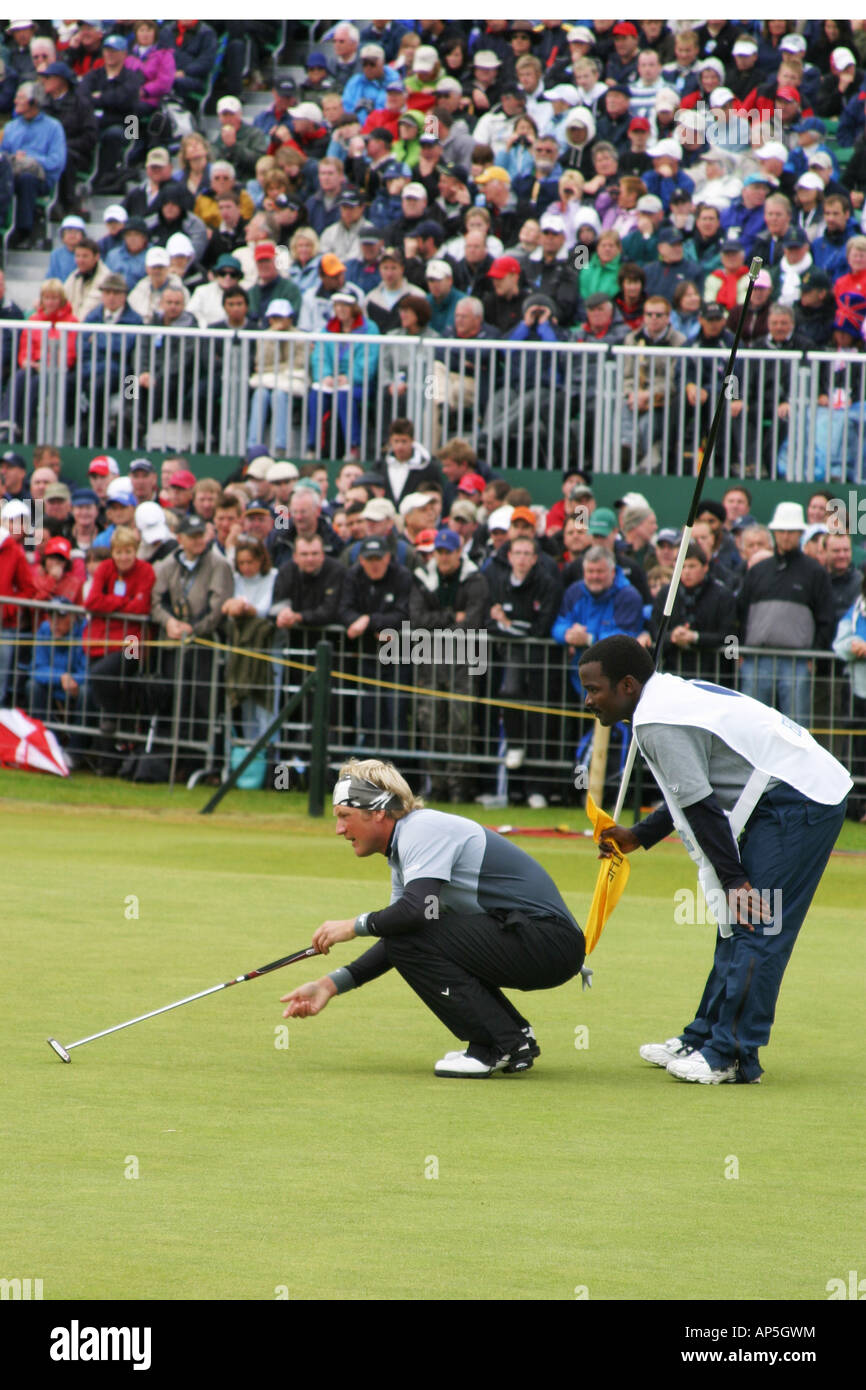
[434, 1049, 511, 1078]
[666, 1051, 738, 1085]
[639, 1037, 694, 1068]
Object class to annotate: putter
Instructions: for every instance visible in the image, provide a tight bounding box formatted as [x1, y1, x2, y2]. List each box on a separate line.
[47, 945, 320, 1063]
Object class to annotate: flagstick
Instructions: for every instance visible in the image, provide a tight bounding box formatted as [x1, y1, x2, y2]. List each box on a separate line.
[610, 257, 764, 823]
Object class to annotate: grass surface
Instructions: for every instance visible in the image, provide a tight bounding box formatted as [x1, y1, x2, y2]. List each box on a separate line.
[3, 771, 864, 1301]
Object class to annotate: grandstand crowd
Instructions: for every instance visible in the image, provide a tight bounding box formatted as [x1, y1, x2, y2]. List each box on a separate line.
[0, 21, 865, 470]
[0, 19, 865, 807]
[1, 436, 865, 813]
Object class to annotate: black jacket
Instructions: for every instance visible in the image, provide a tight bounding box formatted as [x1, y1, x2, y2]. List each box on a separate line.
[738, 547, 836, 652]
[271, 556, 345, 627]
[339, 557, 412, 648]
[650, 574, 738, 677]
[484, 558, 562, 640]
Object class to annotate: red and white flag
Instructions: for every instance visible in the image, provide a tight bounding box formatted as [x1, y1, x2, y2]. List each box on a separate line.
[0, 708, 70, 777]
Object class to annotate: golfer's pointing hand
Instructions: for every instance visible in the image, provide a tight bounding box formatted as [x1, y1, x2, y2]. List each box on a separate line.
[282, 978, 337, 1018]
[598, 825, 641, 858]
[311, 919, 357, 955]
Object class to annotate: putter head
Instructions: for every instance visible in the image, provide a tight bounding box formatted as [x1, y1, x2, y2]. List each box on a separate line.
[47, 1038, 72, 1063]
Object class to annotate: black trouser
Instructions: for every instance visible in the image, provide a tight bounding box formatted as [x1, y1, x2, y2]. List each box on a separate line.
[383, 911, 585, 1060]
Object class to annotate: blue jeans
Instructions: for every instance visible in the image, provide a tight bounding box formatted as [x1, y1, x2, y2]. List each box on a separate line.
[247, 386, 291, 453]
[739, 653, 812, 729]
[307, 384, 364, 450]
[681, 785, 847, 1080]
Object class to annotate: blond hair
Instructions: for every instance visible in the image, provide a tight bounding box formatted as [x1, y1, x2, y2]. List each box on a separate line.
[337, 758, 424, 819]
[111, 525, 138, 553]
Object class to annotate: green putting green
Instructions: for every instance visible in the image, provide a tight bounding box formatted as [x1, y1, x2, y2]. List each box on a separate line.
[4, 775, 863, 1301]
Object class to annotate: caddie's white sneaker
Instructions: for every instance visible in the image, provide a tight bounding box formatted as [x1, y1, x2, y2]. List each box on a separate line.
[666, 1051, 738, 1085]
[434, 1049, 512, 1078]
[639, 1037, 694, 1068]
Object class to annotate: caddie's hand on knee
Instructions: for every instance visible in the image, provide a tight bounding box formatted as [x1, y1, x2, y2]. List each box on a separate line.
[312, 918, 357, 954]
[598, 825, 640, 858]
[281, 977, 337, 1018]
[728, 880, 774, 930]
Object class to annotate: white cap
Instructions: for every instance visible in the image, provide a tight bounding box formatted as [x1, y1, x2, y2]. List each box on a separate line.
[540, 211, 566, 233]
[648, 138, 682, 160]
[698, 57, 726, 79]
[145, 247, 170, 268]
[709, 87, 735, 109]
[360, 42, 385, 62]
[732, 37, 758, 55]
[488, 505, 514, 532]
[166, 232, 194, 259]
[292, 101, 323, 123]
[768, 501, 806, 532]
[619, 490, 650, 510]
[802, 522, 829, 545]
[402, 182, 427, 200]
[107, 475, 134, 500]
[413, 44, 439, 72]
[543, 84, 580, 106]
[60, 214, 86, 232]
[266, 461, 299, 482]
[265, 299, 294, 318]
[425, 259, 452, 280]
[808, 151, 834, 170]
[654, 87, 680, 110]
[89, 453, 119, 475]
[361, 498, 397, 522]
[636, 193, 664, 214]
[831, 46, 857, 70]
[135, 501, 172, 544]
[1, 499, 30, 521]
[245, 457, 275, 480]
[757, 142, 789, 163]
[780, 34, 807, 54]
[573, 206, 602, 233]
[434, 76, 463, 95]
[796, 172, 824, 191]
[103, 204, 128, 224]
[216, 95, 242, 115]
[568, 25, 595, 45]
[399, 491, 435, 518]
[473, 49, 502, 68]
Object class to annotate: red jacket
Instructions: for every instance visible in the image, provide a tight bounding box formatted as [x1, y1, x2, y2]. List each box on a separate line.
[0, 531, 36, 630]
[18, 303, 78, 369]
[705, 263, 751, 312]
[83, 557, 155, 657]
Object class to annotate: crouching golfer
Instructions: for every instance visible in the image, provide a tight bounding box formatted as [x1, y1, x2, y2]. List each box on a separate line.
[282, 758, 586, 1077]
[581, 635, 851, 1085]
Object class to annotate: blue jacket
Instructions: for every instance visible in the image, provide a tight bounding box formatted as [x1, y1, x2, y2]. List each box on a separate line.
[311, 317, 379, 387]
[642, 167, 694, 207]
[2, 111, 67, 185]
[720, 199, 767, 259]
[341, 72, 389, 116]
[81, 304, 144, 382]
[48, 243, 78, 282]
[837, 84, 866, 147]
[811, 222, 861, 284]
[552, 567, 645, 693]
[106, 242, 148, 290]
[32, 617, 88, 688]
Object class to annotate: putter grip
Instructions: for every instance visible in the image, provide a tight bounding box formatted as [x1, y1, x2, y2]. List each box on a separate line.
[748, 256, 763, 280]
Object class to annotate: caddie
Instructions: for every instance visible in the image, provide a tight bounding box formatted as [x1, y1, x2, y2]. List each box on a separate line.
[580, 634, 851, 1085]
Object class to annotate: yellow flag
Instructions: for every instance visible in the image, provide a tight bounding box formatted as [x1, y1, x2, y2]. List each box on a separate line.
[583, 792, 631, 954]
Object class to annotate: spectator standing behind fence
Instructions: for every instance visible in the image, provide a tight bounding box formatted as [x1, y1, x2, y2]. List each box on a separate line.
[0, 507, 36, 700]
[649, 542, 738, 681]
[487, 533, 562, 809]
[832, 571, 866, 823]
[221, 534, 277, 751]
[737, 502, 836, 729]
[83, 525, 155, 766]
[0, 279, 77, 445]
[553, 547, 645, 698]
[271, 534, 345, 633]
[409, 527, 489, 804]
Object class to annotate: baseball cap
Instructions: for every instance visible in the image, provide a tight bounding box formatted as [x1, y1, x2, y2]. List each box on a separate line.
[587, 507, 617, 536]
[105, 488, 136, 509]
[510, 507, 536, 528]
[399, 491, 435, 518]
[415, 219, 443, 242]
[540, 212, 566, 234]
[629, 116, 650, 133]
[275, 77, 296, 97]
[413, 44, 439, 72]
[245, 457, 275, 480]
[1, 450, 26, 469]
[655, 527, 681, 545]
[732, 37, 758, 55]
[802, 523, 829, 546]
[145, 247, 170, 268]
[413, 528, 437, 554]
[720, 235, 744, 253]
[800, 267, 831, 292]
[755, 269, 772, 289]
[129, 457, 155, 474]
[102, 34, 127, 51]
[783, 227, 808, 248]
[103, 204, 128, 225]
[359, 536, 389, 558]
[320, 253, 346, 276]
[330, 289, 360, 306]
[265, 299, 293, 318]
[124, 217, 149, 237]
[744, 172, 773, 188]
[457, 472, 486, 496]
[44, 483, 72, 503]
[358, 224, 382, 245]
[796, 172, 825, 192]
[1, 499, 30, 521]
[699, 302, 727, 320]
[381, 159, 411, 181]
[338, 189, 362, 207]
[43, 536, 72, 559]
[793, 116, 826, 136]
[584, 292, 613, 310]
[808, 151, 834, 171]
[780, 34, 807, 54]
[568, 25, 595, 45]
[709, 87, 735, 109]
[217, 95, 242, 115]
[487, 255, 521, 279]
[757, 142, 789, 163]
[473, 50, 502, 68]
[178, 514, 209, 536]
[425, 259, 452, 281]
[401, 182, 428, 199]
[253, 241, 278, 262]
[433, 527, 461, 552]
[612, 21, 638, 37]
[360, 42, 385, 62]
[488, 506, 514, 532]
[775, 87, 801, 104]
[648, 138, 682, 161]
[71, 488, 99, 507]
[306, 51, 328, 68]
[543, 85, 580, 106]
[169, 469, 197, 490]
[135, 501, 172, 544]
[434, 76, 463, 95]
[89, 454, 119, 476]
[166, 232, 194, 259]
[292, 101, 323, 123]
[146, 147, 171, 167]
[636, 194, 664, 214]
[60, 214, 87, 233]
[361, 498, 396, 522]
[267, 462, 299, 483]
[657, 228, 684, 245]
[831, 46, 857, 70]
[214, 253, 243, 273]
